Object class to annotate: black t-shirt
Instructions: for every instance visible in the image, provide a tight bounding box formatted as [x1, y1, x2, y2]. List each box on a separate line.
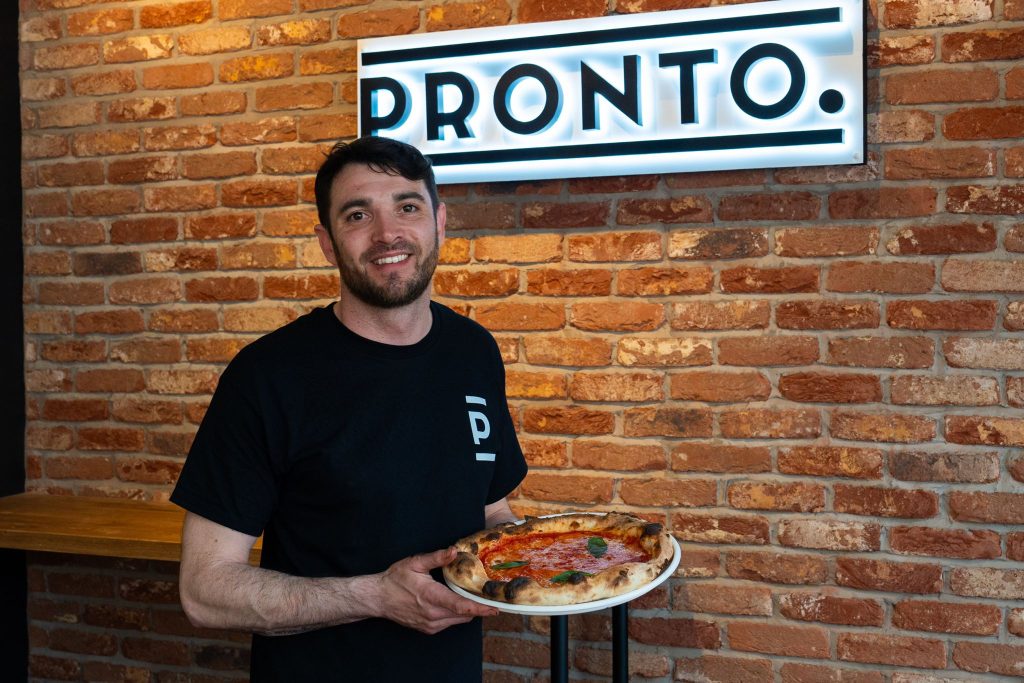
[171, 302, 528, 682]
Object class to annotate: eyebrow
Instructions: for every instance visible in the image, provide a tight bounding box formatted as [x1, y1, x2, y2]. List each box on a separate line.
[336, 191, 429, 216]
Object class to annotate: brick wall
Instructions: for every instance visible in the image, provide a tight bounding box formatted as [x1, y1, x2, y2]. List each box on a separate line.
[18, 0, 1024, 681]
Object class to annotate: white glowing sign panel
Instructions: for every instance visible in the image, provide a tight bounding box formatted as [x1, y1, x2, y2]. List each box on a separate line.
[357, 0, 864, 184]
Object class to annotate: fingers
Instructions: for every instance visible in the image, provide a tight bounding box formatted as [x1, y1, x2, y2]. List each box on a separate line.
[406, 546, 457, 573]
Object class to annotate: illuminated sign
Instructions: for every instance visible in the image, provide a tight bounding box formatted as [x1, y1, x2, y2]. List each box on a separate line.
[357, 0, 864, 183]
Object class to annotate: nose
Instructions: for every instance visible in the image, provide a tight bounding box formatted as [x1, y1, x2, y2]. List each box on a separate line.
[370, 211, 401, 244]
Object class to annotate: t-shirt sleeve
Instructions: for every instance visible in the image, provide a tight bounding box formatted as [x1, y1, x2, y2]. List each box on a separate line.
[170, 355, 282, 537]
[485, 341, 528, 505]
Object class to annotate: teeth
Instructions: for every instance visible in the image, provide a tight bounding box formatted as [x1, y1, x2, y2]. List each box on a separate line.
[373, 254, 409, 265]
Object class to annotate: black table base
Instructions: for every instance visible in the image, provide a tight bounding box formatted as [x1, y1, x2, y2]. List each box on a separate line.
[550, 602, 628, 683]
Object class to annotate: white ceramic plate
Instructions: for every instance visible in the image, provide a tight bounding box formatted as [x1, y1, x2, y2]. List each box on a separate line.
[445, 529, 681, 616]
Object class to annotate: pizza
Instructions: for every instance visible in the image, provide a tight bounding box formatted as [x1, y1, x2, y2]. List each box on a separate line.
[443, 512, 674, 606]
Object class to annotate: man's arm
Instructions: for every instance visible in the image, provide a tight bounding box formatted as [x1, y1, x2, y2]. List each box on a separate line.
[178, 512, 498, 636]
[484, 497, 518, 528]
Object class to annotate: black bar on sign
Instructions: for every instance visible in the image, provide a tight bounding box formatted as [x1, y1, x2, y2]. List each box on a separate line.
[427, 129, 845, 167]
[361, 7, 842, 66]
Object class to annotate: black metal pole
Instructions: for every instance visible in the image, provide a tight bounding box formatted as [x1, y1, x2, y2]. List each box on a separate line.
[612, 603, 628, 683]
[550, 614, 569, 683]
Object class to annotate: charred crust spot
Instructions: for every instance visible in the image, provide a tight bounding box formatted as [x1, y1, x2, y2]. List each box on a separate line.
[482, 581, 504, 599]
[641, 522, 663, 537]
[611, 570, 628, 587]
[483, 532, 502, 542]
[469, 542, 478, 554]
[568, 572, 587, 585]
[504, 576, 532, 600]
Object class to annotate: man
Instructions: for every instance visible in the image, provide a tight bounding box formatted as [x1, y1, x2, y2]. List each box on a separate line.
[171, 136, 528, 681]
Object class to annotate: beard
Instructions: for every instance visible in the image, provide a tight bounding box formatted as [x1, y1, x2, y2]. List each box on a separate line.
[334, 231, 440, 309]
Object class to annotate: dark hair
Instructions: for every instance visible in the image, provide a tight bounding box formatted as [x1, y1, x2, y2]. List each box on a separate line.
[314, 136, 439, 229]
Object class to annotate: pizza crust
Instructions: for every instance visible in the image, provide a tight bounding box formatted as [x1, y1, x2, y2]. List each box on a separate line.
[443, 512, 674, 606]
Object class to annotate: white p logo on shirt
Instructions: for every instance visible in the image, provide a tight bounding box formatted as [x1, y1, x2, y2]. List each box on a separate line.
[466, 396, 495, 462]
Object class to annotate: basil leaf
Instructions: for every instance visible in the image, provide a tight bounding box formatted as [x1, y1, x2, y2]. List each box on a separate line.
[550, 570, 593, 584]
[587, 537, 608, 558]
[491, 560, 529, 570]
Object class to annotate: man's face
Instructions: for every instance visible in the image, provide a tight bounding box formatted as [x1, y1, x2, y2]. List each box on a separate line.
[315, 163, 445, 309]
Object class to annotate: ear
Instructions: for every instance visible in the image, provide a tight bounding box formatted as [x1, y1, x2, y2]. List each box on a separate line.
[314, 224, 338, 267]
[435, 202, 446, 247]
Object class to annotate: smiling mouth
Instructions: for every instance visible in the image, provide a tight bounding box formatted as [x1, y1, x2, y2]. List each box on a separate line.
[372, 254, 410, 265]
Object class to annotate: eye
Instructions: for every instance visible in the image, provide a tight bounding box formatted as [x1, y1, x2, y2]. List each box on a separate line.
[400, 203, 419, 213]
[346, 210, 367, 222]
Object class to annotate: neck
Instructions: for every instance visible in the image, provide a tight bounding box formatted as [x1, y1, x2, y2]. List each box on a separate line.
[332, 292, 434, 346]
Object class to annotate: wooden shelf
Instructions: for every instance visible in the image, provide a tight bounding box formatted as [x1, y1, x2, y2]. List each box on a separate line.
[0, 493, 261, 564]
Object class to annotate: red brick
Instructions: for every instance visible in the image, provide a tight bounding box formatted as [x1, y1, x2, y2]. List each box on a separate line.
[829, 187, 936, 219]
[719, 408, 820, 439]
[953, 642, 1024, 677]
[524, 268, 610, 296]
[299, 47, 356, 75]
[945, 106, 1024, 140]
[185, 213, 256, 240]
[1010, 376, 1024, 404]
[780, 519, 880, 552]
[780, 662, 883, 683]
[180, 90, 248, 116]
[523, 336, 610, 366]
[777, 300, 879, 329]
[25, 193, 68, 218]
[263, 274, 337, 299]
[778, 446, 883, 479]
[951, 567, 1024, 599]
[672, 443, 771, 474]
[121, 637, 189, 666]
[568, 174, 658, 194]
[76, 369, 146, 393]
[616, 266, 711, 295]
[24, 134, 70, 160]
[950, 491, 1024, 524]
[518, 473, 611, 504]
[891, 375, 998, 406]
[672, 512, 769, 545]
[945, 337, 1024, 369]
[47, 628, 117, 656]
[109, 278, 180, 305]
[42, 398, 108, 422]
[619, 478, 715, 507]
[828, 261, 935, 293]
[575, 646, 669, 679]
[891, 300, 996, 333]
[140, 1, 212, 28]
[947, 414, 1024, 445]
[728, 481, 825, 512]
[26, 426, 74, 452]
[629, 616, 720, 649]
[726, 551, 828, 585]
[186, 337, 253, 363]
[425, 1, 511, 31]
[870, 108, 937, 143]
[505, 370, 566, 400]
[617, 196, 711, 224]
[669, 370, 770, 402]
[675, 583, 772, 616]
[27, 369, 73, 393]
[890, 450, 999, 483]
[836, 557, 942, 594]
[184, 276, 258, 302]
[774, 226, 879, 258]
[615, 337, 711, 367]
[887, 69, 998, 104]
[718, 192, 820, 221]
[148, 308, 218, 333]
[33, 43, 101, 70]
[831, 410, 935, 443]
[37, 161, 104, 188]
[337, 7, 420, 38]
[720, 265, 819, 293]
[45, 456, 111, 479]
[177, 26, 252, 56]
[143, 247, 217, 273]
[522, 406, 613, 435]
[26, 311, 73, 335]
[572, 302, 663, 331]
[949, 182, 1024, 214]
[780, 593, 884, 627]
[144, 184, 218, 212]
[572, 440, 664, 471]
[886, 146, 995, 180]
[870, 34, 936, 68]
[837, 633, 945, 669]
[475, 302, 564, 331]
[623, 407, 712, 438]
[223, 306, 298, 332]
[41, 340, 105, 363]
[718, 336, 818, 366]
[75, 310, 145, 335]
[21, 17, 62, 43]
[71, 188, 141, 216]
[474, 234, 561, 263]
[779, 372, 881, 403]
[668, 228, 768, 259]
[567, 231, 660, 262]
[893, 599, 1000, 635]
[886, 222, 996, 254]
[943, 258, 1024, 292]
[671, 300, 770, 330]
[219, 0, 292, 19]
[108, 156, 178, 184]
[729, 622, 829, 658]
[78, 427, 145, 452]
[37, 281, 104, 306]
[891, 526, 1000, 559]
[834, 484, 939, 519]
[570, 372, 662, 402]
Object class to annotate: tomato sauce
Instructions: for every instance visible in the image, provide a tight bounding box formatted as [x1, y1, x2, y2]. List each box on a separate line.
[480, 530, 649, 585]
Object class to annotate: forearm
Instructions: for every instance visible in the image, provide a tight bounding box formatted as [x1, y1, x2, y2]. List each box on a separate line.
[181, 560, 380, 636]
[484, 498, 519, 528]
